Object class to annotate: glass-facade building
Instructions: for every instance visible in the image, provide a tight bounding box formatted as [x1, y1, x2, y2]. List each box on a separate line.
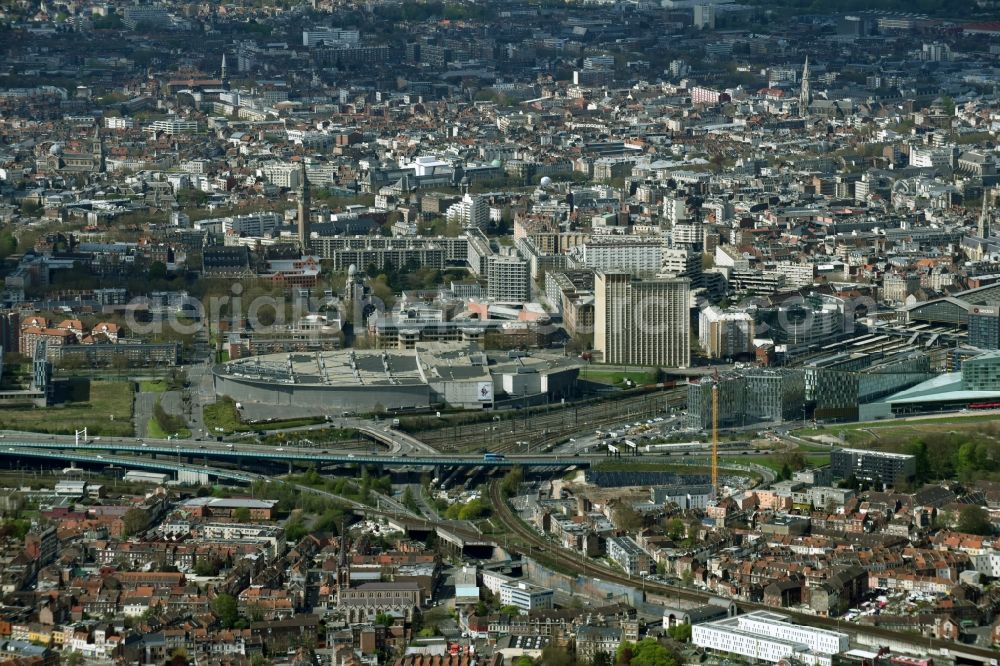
[968, 306, 1000, 350]
[744, 368, 806, 423]
[807, 351, 933, 421]
[687, 375, 747, 429]
[686, 369, 806, 429]
[688, 352, 932, 426]
[831, 448, 916, 486]
[963, 349, 1000, 391]
[857, 353, 934, 402]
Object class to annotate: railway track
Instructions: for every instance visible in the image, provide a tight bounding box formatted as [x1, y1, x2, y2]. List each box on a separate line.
[488, 480, 710, 606]
[418, 389, 686, 454]
[487, 480, 1000, 663]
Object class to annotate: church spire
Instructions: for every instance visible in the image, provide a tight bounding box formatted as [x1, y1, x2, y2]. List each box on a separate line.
[297, 162, 311, 253]
[336, 522, 351, 604]
[800, 56, 811, 117]
[981, 187, 994, 239]
[93, 124, 104, 173]
[220, 53, 229, 90]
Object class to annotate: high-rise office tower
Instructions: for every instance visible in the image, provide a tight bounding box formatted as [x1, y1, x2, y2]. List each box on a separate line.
[594, 272, 690, 368]
[0, 310, 20, 354]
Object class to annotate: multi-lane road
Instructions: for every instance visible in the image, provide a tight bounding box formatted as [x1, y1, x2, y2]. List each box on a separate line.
[0, 429, 612, 469]
[0, 430, 774, 475]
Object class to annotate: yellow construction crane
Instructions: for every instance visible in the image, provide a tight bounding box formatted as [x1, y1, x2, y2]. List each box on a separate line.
[711, 380, 718, 498]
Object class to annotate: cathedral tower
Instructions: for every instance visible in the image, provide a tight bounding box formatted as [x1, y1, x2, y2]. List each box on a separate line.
[800, 56, 811, 117]
[297, 162, 311, 252]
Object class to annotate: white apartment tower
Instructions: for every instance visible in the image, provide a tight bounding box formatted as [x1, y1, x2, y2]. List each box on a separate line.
[699, 306, 754, 359]
[671, 221, 703, 249]
[663, 196, 689, 226]
[302, 27, 360, 47]
[447, 193, 490, 229]
[693, 4, 716, 29]
[487, 253, 530, 303]
[595, 272, 690, 368]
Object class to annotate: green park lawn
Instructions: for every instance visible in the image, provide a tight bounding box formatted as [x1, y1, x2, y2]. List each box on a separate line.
[139, 380, 168, 393]
[146, 418, 191, 439]
[0, 380, 134, 436]
[203, 398, 242, 433]
[579, 368, 657, 386]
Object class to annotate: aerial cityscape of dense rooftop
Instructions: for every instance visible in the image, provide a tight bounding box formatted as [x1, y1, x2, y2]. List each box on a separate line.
[1, 1, 1000, 665]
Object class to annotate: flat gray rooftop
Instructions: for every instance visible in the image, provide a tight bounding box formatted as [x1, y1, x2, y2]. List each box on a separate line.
[219, 349, 427, 387]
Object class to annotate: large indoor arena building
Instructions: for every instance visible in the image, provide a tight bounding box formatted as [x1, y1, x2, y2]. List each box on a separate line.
[212, 342, 583, 414]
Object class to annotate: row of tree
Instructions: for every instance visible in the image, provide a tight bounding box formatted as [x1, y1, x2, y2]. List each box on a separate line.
[153, 400, 188, 437]
[902, 435, 1000, 483]
[511, 637, 683, 666]
[444, 497, 491, 520]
